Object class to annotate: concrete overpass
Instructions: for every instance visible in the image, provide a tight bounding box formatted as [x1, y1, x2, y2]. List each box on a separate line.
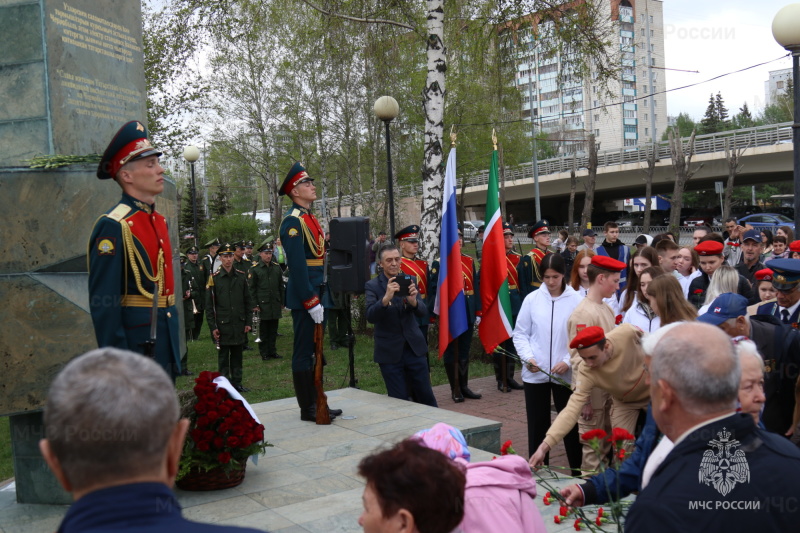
[460, 122, 793, 222]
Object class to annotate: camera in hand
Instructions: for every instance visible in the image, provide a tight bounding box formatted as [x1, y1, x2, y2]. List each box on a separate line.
[395, 274, 412, 297]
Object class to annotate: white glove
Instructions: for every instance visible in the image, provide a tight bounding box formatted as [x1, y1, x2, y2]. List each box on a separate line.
[474, 316, 481, 327]
[309, 304, 324, 324]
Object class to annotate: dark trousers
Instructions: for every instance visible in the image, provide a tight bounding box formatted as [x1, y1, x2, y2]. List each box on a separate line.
[379, 343, 438, 408]
[327, 308, 348, 346]
[258, 318, 279, 358]
[524, 381, 582, 476]
[494, 338, 517, 381]
[443, 326, 473, 365]
[218, 344, 244, 387]
[191, 308, 204, 340]
[291, 309, 315, 372]
[181, 328, 191, 369]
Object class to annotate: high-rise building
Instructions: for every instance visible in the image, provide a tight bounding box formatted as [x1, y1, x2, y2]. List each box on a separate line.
[765, 68, 792, 107]
[505, 0, 667, 155]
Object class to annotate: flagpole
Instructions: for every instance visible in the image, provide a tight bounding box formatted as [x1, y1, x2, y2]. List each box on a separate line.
[492, 129, 509, 394]
[451, 130, 462, 402]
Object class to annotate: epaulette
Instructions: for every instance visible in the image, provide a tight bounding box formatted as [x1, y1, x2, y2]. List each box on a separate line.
[106, 203, 132, 222]
[235, 269, 245, 274]
[509, 250, 522, 256]
[252, 260, 258, 267]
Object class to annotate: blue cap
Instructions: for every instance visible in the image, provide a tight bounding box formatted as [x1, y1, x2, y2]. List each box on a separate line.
[697, 293, 748, 326]
[765, 258, 800, 291]
[742, 229, 761, 243]
[582, 228, 597, 237]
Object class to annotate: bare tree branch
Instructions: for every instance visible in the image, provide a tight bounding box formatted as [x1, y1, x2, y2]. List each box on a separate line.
[299, 0, 414, 30]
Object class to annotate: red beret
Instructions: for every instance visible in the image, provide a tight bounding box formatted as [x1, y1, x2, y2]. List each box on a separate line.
[755, 268, 773, 282]
[790, 240, 800, 253]
[590, 256, 626, 272]
[695, 240, 724, 256]
[569, 326, 606, 350]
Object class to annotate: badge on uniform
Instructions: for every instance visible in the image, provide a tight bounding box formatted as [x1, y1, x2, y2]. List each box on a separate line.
[97, 238, 116, 255]
[288, 228, 299, 237]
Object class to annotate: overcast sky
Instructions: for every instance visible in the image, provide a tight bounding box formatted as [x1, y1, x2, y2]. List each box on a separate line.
[663, 0, 792, 120]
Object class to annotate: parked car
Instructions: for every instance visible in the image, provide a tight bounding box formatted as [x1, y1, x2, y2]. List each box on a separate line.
[730, 205, 762, 220]
[737, 213, 795, 231]
[684, 209, 721, 228]
[592, 211, 629, 227]
[462, 220, 482, 242]
[615, 212, 644, 228]
[772, 207, 795, 219]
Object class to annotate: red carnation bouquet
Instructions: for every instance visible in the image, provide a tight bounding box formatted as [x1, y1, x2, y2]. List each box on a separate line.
[178, 371, 272, 480]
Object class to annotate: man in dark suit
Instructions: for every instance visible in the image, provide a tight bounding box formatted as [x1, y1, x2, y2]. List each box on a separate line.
[365, 244, 437, 407]
[625, 322, 800, 532]
[40, 348, 264, 533]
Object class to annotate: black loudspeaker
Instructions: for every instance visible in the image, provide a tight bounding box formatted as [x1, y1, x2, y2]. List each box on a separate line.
[329, 217, 370, 294]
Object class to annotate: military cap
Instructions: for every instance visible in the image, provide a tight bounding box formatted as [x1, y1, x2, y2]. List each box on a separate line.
[204, 237, 221, 248]
[590, 256, 626, 272]
[187, 246, 199, 254]
[790, 240, 800, 253]
[234, 240, 246, 249]
[245, 240, 254, 248]
[742, 229, 761, 243]
[765, 258, 800, 291]
[582, 228, 597, 237]
[395, 225, 420, 242]
[697, 293, 748, 326]
[569, 326, 605, 350]
[502, 222, 514, 235]
[257, 239, 274, 252]
[755, 268, 773, 282]
[528, 219, 550, 239]
[97, 121, 162, 180]
[695, 240, 724, 256]
[279, 162, 313, 196]
[218, 242, 236, 255]
[180, 252, 187, 261]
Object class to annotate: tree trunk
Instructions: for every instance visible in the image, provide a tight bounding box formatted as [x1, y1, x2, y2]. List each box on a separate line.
[580, 134, 597, 230]
[667, 128, 704, 230]
[419, 0, 446, 264]
[642, 145, 656, 233]
[723, 138, 745, 221]
[568, 153, 576, 232]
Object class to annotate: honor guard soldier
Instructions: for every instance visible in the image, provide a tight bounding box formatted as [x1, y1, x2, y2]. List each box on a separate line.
[429, 224, 483, 402]
[179, 254, 197, 375]
[244, 240, 255, 261]
[279, 162, 342, 421]
[203, 237, 221, 277]
[496, 222, 524, 391]
[518, 219, 552, 298]
[761, 258, 800, 325]
[184, 245, 205, 340]
[395, 225, 434, 343]
[88, 120, 181, 379]
[233, 241, 253, 274]
[206, 242, 254, 392]
[249, 239, 285, 360]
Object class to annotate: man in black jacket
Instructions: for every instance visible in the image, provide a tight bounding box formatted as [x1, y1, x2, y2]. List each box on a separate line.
[625, 322, 800, 532]
[365, 245, 437, 407]
[699, 292, 800, 435]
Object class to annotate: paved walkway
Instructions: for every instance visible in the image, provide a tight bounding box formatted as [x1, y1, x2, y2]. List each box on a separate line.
[432, 372, 570, 469]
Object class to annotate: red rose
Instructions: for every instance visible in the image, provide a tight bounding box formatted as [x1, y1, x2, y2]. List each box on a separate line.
[194, 402, 209, 414]
[234, 426, 247, 437]
[218, 452, 232, 464]
[227, 436, 240, 448]
[596, 516, 603, 526]
[218, 404, 231, 417]
[190, 429, 204, 442]
[206, 411, 220, 422]
[608, 427, 635, 443]
[554, 516, 562, 524]
[693, 289, 704, 294]
[615, 314, 623, 325]
[574, 518, 582, 531]
[203, 430, 215, 440]
[500, 440, 513, 455]
[560, 505, 568, 517]
[597, 507, 604, 518]
[213, 437, 224, 449]
[581, 429, 608, 441]
[196, 441, 211, 452]
[196, 416, 210, 428]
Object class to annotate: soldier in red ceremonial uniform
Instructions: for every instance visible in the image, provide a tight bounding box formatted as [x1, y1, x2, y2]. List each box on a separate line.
[496, 222, 524, 391]
[395, 225, 434, 344]
[429, 224, 482, 402]
[279, 162, 342, 421]
[518, 219, 552, 298]
[88, 121, 181, 379]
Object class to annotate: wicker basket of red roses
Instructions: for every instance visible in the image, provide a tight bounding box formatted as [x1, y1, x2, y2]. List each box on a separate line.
[176, 371, 272, 491]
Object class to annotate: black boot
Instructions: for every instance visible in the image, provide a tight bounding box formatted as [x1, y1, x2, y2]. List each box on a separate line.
[444, 362, 465, 403]
[460, 361, 482, 399]
[293, 371, 317, 422]
[493, 359, 509, 392]
[506, 359, 524, 390]
[301, 370, 342, 419]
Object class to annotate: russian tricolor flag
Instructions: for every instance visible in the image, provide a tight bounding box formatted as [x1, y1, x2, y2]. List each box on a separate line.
[435, 146, 468, 357]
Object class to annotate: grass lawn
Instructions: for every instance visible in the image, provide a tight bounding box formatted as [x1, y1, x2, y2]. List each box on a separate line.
[0, 292, 495, 481]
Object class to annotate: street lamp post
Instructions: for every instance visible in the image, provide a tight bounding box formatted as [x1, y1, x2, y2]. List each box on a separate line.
[183, 145, 201, 248]
[773, 3, 800, 230]
[373, 96, 400, 239]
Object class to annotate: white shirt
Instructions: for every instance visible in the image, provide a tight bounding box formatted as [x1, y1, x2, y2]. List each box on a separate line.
[779, 299, 800, 322]
[641, 435, 675, 489]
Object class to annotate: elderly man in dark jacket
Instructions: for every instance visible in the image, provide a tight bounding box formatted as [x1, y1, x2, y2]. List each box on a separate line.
[365, 245, 437, 407]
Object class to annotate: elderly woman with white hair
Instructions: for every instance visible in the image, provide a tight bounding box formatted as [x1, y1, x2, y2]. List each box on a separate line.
[734, 338, 766, 427]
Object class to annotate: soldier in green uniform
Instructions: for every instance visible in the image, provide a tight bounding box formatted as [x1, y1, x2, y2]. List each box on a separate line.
[244, 240, 255, 261]
[206, 242, 254, 392]
[249, 239, 285, 360]
[179, 254, 197, 376]
[202, 237, 221, 277]
[184, 245, 205, 340]
[233, 240, 254, 351]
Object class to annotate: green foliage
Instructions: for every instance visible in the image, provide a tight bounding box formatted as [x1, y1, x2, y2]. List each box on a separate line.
[700, 92, 730, 134]
[201, 214, 260, 246]
[731, 102, 754, 129]
[179, 187, 207, 243]
[662, 112, 696, 140]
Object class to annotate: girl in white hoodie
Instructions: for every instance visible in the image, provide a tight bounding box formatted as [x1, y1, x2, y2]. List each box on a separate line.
[513, 253, 582, 476]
